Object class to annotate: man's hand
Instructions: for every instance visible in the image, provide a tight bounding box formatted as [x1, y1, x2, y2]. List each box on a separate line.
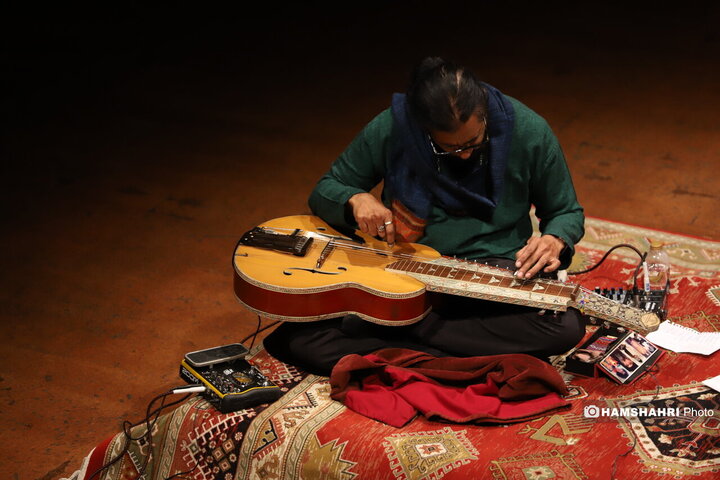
[347, 193, 395, 246]
[514, 235, 565, 279]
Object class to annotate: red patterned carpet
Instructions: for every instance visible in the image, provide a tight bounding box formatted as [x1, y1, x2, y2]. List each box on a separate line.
[68, 217, 720, 480]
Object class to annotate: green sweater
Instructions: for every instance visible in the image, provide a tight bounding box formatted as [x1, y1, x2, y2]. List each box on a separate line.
[308, 97, 584, 266]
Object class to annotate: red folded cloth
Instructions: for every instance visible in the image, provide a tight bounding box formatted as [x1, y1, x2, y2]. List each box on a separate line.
[329, 348, 570, 427]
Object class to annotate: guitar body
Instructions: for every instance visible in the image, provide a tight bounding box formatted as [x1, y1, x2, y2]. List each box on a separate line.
[232, 215, 439, 325]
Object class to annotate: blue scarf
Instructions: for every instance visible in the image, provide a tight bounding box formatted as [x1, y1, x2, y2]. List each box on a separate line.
[387, 84, 515, 221]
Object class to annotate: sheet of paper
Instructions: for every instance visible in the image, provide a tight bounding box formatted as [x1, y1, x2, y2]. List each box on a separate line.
[645, 321, 720, 355]
[703, 374, 720, 393]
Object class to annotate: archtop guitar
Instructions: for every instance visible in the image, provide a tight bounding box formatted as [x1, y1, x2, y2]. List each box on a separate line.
[232, 215, 660, 335]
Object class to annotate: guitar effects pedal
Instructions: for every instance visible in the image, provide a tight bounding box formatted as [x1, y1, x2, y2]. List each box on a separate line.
[179, 343, 282, 413]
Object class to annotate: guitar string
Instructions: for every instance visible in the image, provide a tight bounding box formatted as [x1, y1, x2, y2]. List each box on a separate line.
[311, 240, 656, 327]
[265, 227, 439, 262]
[310, 238, 576, 293]
[263, 228, 602, 285]
[265, 227, 551, 278]
[312, 239, 656, 324]
[256, 229, 628, 298]
[323, 242, 641, 304]
[252, 229, 651, 328]
[308, 232, 648, 309]
[242, 226, 576, 293]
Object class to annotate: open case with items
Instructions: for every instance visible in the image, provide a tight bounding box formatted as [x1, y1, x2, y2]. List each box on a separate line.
[564, 325, 663, 384]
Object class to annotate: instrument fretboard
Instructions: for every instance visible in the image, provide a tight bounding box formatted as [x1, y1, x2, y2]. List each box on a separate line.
[385, 257, 660, 334]
[385, 258, 577, 310]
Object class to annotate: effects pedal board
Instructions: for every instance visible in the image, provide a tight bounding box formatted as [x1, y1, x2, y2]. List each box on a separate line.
[179, 343, 282, 413]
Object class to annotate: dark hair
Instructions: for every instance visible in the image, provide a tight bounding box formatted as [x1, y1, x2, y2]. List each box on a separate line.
[407, 57, 488, 132]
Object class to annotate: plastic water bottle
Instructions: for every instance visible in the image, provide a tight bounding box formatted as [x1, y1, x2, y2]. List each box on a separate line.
[644, 240, 671, 291]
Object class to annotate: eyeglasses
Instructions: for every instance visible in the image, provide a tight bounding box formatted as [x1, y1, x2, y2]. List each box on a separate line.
[428, 120, 489, 156]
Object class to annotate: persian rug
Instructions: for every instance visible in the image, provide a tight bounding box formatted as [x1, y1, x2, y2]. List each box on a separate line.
[68, 217, 720, 480]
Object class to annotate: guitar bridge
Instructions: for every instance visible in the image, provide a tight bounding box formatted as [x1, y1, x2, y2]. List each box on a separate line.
[239, 227, 313, 256]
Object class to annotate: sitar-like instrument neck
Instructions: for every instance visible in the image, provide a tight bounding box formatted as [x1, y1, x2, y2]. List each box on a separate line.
[385, 257, 660, 335]
[385, 257, 577, 311]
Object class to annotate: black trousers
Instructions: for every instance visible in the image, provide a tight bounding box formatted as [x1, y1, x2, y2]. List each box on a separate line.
[263, 258, 586, 376]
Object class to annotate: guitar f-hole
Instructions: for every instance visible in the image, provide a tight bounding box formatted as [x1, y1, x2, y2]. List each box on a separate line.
[283, 266, 348, 276]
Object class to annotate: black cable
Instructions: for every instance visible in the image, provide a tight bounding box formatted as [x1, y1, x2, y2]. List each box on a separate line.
[568, 243, 646, 288]
[87, 393, 172, 480]
[136, 392, 178, 478]
[610, 428, 637, 479]
[241, 316, 280, 349]
[248, 316, 261, 350]
[89, 391, 185, 480]
[86, 390, 195, 480]
[165, 464, 199, 480]
[137, 391, 202, 479]
[162, 398, 206, 480]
